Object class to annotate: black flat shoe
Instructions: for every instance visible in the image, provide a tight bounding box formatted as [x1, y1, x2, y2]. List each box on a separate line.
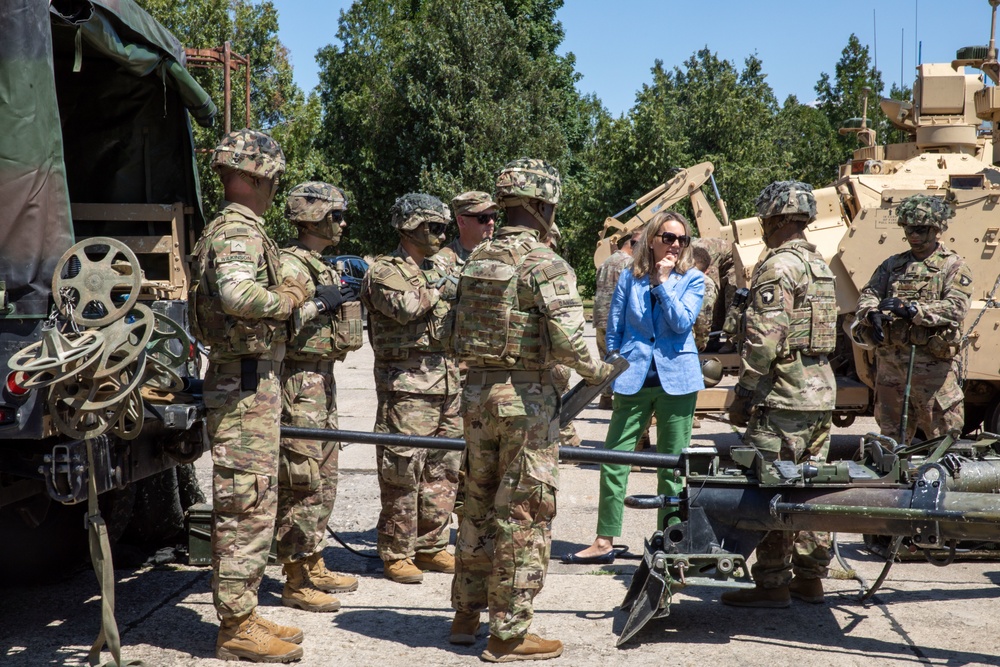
[560, 550, 616, 565]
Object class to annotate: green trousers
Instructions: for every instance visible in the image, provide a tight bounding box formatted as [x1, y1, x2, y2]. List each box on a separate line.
[597, 387, 697, 536]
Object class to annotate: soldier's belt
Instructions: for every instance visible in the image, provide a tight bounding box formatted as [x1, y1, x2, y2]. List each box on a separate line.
[465, 369, 554, 386]
[284, 359, 336, 374]
[213, 359, 283, 375]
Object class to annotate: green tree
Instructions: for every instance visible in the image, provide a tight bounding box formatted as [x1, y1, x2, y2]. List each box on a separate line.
[815, 34, 886, 160]
[775, 95, 841, 186]
[316, 0, 589, 254]
[144, 0, 334, 241]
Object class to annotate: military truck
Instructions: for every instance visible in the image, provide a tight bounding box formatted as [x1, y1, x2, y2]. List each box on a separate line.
[594, 0, 1000, 434]
[0, 0, 216, 577]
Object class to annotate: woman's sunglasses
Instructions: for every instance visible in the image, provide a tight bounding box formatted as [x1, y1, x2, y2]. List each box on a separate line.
[655, 232, 691, 247]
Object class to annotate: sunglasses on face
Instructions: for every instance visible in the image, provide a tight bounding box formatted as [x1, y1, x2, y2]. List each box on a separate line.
[330, 210, 344, 223]
[467, 212, 497, 225]
[904, 225, 932, 236]
[655, 232, 691, 247]
[426, 222, 448, 236]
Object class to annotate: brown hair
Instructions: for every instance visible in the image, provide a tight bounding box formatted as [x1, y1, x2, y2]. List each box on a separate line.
[632, 210, 695, 278]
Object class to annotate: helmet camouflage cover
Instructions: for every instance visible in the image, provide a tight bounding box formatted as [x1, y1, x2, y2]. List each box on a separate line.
[494, 158, 561, 206]
[211, 128, 285, 180]
[286, 182, 348, 223]
[896, 194, 955, 230]
[390, 193, 450, 231]
[755, 180, 817, 224]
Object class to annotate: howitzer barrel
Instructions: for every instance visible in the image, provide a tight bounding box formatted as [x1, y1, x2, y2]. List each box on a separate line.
[280, 426, 682, 469]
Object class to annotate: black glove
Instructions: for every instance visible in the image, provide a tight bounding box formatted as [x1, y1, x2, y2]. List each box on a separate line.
[338, 283, 359, 302]
[867, 311, 886, 344]
[878, 297, 914, 319]
[314, 284, 349, 312]
[729, 384, 753, 428]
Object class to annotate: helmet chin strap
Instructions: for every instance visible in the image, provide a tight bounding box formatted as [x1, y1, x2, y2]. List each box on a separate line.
[501, 197, 555, 238]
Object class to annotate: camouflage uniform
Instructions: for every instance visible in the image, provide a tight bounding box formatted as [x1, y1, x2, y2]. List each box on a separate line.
[593, 249, 633, 398]
[736, 182, 837, 590]
[451, 159, 610, 642]
[188, 130, 305, 621]
[855, 195, 972, 442]
[693, 271, 719, 351]
[551, 364, 581, 447]
[361, 194, 462, 564]
[275, 182, 361, 568]
[691, 237, 734, 351]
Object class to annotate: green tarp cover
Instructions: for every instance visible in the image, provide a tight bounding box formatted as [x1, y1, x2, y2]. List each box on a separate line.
[0, 0, 216, 317]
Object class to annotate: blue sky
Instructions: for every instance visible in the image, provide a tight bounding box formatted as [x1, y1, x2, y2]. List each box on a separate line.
[276, 1, 990, 116]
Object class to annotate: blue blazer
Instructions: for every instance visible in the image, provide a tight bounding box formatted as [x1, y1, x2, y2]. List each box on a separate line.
[606, 267, 706, 396]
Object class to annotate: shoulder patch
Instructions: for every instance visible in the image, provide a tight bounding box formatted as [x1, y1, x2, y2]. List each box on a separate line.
[959, 273, 972, 287]
[224, 226, 251, 238]
[371, 263, 412, 291]
[542, 263, 568, 281]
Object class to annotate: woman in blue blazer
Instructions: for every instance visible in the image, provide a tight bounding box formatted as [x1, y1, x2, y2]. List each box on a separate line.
[565, 210, 704, 563]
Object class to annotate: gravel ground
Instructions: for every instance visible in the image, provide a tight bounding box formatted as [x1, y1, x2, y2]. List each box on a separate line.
[3, 324, 999, 666]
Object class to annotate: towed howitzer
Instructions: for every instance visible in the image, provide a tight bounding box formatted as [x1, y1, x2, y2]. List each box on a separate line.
[616, 432, 1000, 646]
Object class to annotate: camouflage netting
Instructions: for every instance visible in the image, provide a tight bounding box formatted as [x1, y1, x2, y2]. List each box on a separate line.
[494, 158, 561, 206]
[286, 181, 347, 223]
[755, 180, 817, 223]
[896, 194, 955, 230]
[390, 192, 449, 230]
[211, 128, 285, 179]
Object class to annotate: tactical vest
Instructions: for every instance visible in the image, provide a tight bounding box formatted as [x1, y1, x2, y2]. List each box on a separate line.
[188, 210, 287, 355]
[282, 246, 364, 361]
[453, 235, 545, 365]
[368, 256, 453, 361]
[771, 245, 837, 356]
[886, 250, 963, 358]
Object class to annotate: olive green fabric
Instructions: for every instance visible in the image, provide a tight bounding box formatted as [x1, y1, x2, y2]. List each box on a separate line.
[0, 0, 214, 316]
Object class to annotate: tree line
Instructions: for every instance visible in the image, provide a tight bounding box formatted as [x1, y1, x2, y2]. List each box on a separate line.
[148, 0, 910, 295]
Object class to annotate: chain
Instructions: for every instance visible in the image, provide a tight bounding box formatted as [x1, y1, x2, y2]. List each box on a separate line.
[958, 271, 1000, 387]
[56, 287, 83, 335]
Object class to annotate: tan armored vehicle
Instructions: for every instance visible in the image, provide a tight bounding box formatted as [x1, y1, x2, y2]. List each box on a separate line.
[595, 0, 1000, 432]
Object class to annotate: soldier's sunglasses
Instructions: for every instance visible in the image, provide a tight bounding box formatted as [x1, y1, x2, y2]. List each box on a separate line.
[330, 210, 344, 222]
[426, 222, 448, 235]
[469, 212, 497, 225]
[656, 232, 691, 247]
[904, 225, 932, 236]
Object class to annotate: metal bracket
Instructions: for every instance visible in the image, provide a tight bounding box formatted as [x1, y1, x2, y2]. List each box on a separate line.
[38, 436, 122, 504]
[909, 463, 947, 549]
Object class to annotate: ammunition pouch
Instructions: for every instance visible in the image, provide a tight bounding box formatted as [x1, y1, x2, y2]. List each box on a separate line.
[332, 301, 364, 356]
[927, 327, 961, 360]
[279, 449, 320, 493]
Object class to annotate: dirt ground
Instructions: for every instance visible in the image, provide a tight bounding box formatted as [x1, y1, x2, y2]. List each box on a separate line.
[3, 323, 999, 666]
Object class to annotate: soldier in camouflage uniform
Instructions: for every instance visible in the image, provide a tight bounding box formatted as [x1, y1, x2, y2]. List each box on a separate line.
[276, 182, 364, 614]
[449, 159, 612, 663]
[439, 190, 498, 266]
[360, 193, 462, 585]
[544, 223, 582, 449]
[855, 194, 972, 442]
[721, 181, 837, 609]
[691, 245, 719, 352]
[691, 236, 735, 351]
[189, 130, 308, 662]
[593, 232, 638, 409]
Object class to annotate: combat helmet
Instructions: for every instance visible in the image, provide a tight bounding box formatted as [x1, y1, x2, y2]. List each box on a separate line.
[896, 194, 955, 230]
[390, 193, 450, 231]
[286, 181, 348, 241]
[494, 158, 561, 207]
[755, 180, 817, 226]
[701, 357, 723, 388]
[211, 129, 285, 180]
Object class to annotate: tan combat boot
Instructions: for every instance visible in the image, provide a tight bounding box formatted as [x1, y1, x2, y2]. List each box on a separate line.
[481, 634, 564, 663]
[598, 394, 614, 410]
[216, 612, 304, 662]
[449, 610, 482, 645]
[281, 562, 341, 612]
[249, 609, 304, 644]
[302, 552, 359, 593]
[719, 584, 790, 608]
[384, 557, 424, 583]
[789, 576, 825, 603]
[414, 549, 455, 573]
